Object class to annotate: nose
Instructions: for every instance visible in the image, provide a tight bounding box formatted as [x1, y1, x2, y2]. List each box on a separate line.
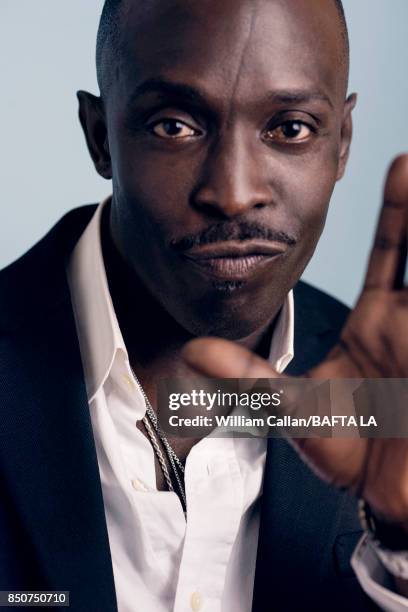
[192, 131, 273, 218]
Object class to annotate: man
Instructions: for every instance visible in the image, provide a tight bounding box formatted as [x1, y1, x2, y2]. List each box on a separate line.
[1, 0, 408, 610]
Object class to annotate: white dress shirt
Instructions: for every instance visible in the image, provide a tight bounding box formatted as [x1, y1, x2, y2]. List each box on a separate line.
[67, 198, 407, 612]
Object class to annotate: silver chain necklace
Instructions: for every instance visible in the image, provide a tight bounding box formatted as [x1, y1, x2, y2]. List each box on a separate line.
[130, 368, 187, 513]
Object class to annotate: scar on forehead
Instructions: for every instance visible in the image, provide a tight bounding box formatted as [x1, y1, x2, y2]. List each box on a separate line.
[223, 0, 260, 125]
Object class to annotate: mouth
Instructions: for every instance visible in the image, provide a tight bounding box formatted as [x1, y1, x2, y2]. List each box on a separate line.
[181, 241, 287, 281]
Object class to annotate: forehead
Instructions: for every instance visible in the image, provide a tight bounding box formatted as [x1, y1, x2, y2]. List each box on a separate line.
[115, 0, 345, 108]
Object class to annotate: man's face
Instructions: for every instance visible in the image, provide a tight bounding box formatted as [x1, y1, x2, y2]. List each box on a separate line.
[81, 0, 355, 339]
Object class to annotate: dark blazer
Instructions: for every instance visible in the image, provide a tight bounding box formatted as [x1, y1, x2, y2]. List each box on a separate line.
[0, 206, 378, 612]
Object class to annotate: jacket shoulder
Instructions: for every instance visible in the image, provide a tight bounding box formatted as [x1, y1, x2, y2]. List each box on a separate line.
[294, 280, 350, 333]
[0, 204, 97, 331]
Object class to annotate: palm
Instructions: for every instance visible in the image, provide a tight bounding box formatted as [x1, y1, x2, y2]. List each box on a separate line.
[183, 154, 408, 524]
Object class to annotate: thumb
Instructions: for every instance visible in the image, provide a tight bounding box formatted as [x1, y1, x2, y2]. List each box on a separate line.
[182, 337, 279, 378]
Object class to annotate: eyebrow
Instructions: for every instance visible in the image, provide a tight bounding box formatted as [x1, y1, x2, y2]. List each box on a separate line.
[264, 90, 334, 109]
[128, 78, 209, 107]
[127, 77, 334, 111]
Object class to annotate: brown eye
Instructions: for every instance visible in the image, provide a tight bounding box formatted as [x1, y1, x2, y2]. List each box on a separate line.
[151, 119, 198, 139]
[265, 121, 312, 143]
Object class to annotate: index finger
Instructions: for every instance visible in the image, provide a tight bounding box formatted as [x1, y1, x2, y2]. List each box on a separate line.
[364, 154, 408, 291]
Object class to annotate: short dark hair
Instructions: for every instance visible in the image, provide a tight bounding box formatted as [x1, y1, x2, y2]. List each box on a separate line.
[334, 0, 350, 62]
[96, 0, 123, 98]
[96, 0, 349, 98]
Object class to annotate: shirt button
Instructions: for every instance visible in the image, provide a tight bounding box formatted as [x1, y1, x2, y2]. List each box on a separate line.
[190, 592, 202, 611]
[131, 478, 148, 492]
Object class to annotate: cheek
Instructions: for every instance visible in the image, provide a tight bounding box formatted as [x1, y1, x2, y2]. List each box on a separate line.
[273, 150, 339, 270]
[283, 147, 339, 229]
[300, 176, 334, 237]
[109, 138, 207, 286]
[110, 133, 201, 231]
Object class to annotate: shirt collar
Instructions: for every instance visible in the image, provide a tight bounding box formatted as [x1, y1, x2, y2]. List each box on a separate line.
[68, 199, 294, 403]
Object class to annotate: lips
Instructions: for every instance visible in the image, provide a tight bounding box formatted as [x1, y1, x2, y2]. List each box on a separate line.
[181, 240, 287, 280]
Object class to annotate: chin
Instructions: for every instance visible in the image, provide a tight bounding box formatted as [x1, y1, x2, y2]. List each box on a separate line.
[208, 280, 247, 293]
[161, 278, 285, 340]
[181, 305, 273, 341]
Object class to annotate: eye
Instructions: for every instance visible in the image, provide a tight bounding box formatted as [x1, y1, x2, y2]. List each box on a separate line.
[150, 118, 200, 139]
[264, 120, 313, 143]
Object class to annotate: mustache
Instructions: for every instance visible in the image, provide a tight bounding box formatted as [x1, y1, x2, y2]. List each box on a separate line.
[171, 221, 297, 252]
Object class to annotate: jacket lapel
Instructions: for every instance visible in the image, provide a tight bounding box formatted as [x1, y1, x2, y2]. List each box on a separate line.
[0, 207, 117, 611]
[252, 284, 363, 611]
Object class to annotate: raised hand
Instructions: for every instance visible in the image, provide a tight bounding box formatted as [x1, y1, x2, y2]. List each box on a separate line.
[183, 154, 408, 527]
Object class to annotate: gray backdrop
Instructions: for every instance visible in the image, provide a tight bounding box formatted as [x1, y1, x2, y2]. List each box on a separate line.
[1, 1, 407, 306]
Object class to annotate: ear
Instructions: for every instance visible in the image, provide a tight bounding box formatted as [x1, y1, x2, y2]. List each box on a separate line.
[336, 93, 357, 181]
[77, 90, 112, 180]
